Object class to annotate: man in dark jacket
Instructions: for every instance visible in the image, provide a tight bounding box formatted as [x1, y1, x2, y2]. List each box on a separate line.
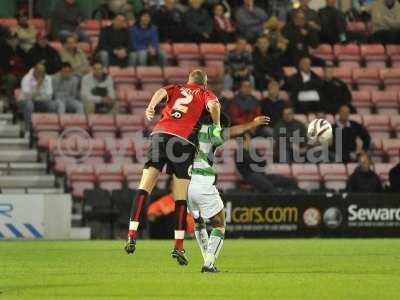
[347, 153, 382, 193]
[321, 63, 355, 114]
[260, 80, 286, 128]
[285, 56, 324, 113]
[236, 133, 299, 192]
[389, 163, 400, 192]
[282, 10, 320, 66]
[27, 33, 63, 75]
[49, 0, 86, 41]
[319, 0, 347, 44]
[152, 0, 185, 42]
[331, 105, 371, 163]
[96, 14, 132, 67]
[184, 0, 213, 43]
[252, 35, 284, 90]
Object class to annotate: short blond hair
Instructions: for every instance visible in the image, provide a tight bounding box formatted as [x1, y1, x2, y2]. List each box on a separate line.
[188, 69, 207, 85]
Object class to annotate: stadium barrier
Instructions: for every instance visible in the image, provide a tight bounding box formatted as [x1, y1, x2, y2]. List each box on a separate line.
[0, 195, 71, 240]
[224, 194, 400, 238]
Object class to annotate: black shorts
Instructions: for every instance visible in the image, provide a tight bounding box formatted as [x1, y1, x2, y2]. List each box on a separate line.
[144, 133, 196, 179]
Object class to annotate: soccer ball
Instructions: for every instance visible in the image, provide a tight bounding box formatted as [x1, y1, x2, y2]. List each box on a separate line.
[307, 119, 333, 145]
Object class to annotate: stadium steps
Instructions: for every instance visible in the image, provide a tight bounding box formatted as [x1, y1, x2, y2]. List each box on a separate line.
[0, 124, 21, 138]
[0, 113, 13, 123]
[27, 188, 64, 194]
[0, 149, 38, 163]
[0, 175, 55, 188]
[9, 163, 47, 175]
[0, 138, 29, 150]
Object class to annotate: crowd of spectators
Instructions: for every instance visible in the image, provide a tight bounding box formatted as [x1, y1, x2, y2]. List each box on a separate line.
[0, 0, 398, 193]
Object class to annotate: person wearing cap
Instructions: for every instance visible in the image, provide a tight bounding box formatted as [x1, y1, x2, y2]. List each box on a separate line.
[13, 11, 37, 53]
[26, 32, 62, 75]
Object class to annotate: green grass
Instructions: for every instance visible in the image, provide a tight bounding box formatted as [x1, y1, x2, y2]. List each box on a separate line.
[0, 239, 400, 299]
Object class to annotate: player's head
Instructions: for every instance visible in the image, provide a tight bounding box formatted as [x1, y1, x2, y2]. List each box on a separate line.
[188, 69, 208, 86]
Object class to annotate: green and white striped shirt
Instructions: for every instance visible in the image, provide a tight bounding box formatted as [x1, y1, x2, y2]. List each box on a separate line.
[192, 125, 217, 177]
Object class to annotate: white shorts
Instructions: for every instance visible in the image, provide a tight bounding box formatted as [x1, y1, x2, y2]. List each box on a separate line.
[188, 175, 224, 220]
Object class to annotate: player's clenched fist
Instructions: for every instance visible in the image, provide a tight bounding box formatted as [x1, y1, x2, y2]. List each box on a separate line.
[253, 116, 270, 126]
[145, 106, 155, 121]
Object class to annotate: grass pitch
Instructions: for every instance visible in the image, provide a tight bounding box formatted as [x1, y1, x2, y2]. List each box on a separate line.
[0, 239, 399, 300]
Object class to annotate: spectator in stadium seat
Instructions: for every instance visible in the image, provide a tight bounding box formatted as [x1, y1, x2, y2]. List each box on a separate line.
[318, 0, 347, 44]
[331, 105, 371, 163]
[19, 62, 55, 135]
[14, 11, 38, 54]
[184, 0, 213, 43]
[346, 152, 382, 193]
[273, 105, 307, 163]
[260, 80, 286, 128]
[130, 11, 165, 66]
[81, 61, 117, 114]
[60, 34, 90, 77]
[389, 163, 400, 192]
[223, 36, 254, 90]
[106, 0, 142, 21]
[371, 0, 400, 44]
[252, 35, 284, 90]
[152, 0, 186, 42]
[27, 33, 62, 75]
[96, 14, 132, 68]
[236, 133, 299, 192]
[321, 63, 355, 115]
[282, 10, 320, 66]
[52, 62, 83, 113]
[289, 0, 321, 32]
[229, 80, 261, 126]
[49, 0, 87, 41]
[235, 0, 268, 42]
[285, 56, 323, 114]
[212, 3, 235, 43]
[0, 32, 26, 107]
[263, 16, 289, 53]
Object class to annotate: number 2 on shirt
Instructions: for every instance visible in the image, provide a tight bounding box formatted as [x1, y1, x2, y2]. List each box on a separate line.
[171, 88, 193, 119]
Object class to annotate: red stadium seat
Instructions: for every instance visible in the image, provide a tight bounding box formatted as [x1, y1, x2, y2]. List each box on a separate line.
[164, 66, 191, 84]
[105, 138, 136, 162]
[115, 115, 144, 137]
[334, 44, 361, 68]
[283, 67, 297, 77]
[221, 90, 235, 101]
[37, 131, 60, 150]
[123, 163, 144, 188]
[382, 139, 400, 162]
[346, 163, 358, 176]
[310, 44, 334, 61]
[66, 164, 96, 199]
[386, 45, 400, 67]
[346, 22, 367, 34]
[76, 138, 106, 157]
[361, 44, 387, 68]
[203, 65, 221, 85]
[291, 164, 321, 191]
[351, 91, 372, 114]
[349, 114, 363, 124]
[136, 66, 164, 91]
[352, 68, 381, 91]
[160, 43, 173, 61]
[370, 137, 385, 162]
[60, 114, 88, 130]
[54, 156, 77, 176]
[380, 68, 400, 91]
[109, 67, 136, 84]
[204, 60, 224, 78]
[88, 114, 116, 138]
[319, 163, 347, 191]
[311, 67, 324, 78]
[0, 18, 17, 27]
[267, 164, 292, 177]
[390, 115, 400, 137]
[48, 137, 78, 162]
[173, 43, 200, 66]
[362, 115, 391, 138]
[200, 43, 226, 61]
[95, 164, 124, 192]
[374, 163, 393, 185]
[126, 90, 152, 110]
[30, 19, 47, 31]
[81, 19, 101, 37]
[333, 67, 353, 86]
[371, 91, 399, 115]
[49, 41, 62, 52]
[31, 113, 60, 132]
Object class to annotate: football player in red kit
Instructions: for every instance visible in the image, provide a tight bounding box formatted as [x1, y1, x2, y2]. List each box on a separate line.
[125, 69, 221, 266]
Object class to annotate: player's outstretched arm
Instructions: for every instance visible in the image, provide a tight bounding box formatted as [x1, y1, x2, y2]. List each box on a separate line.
[145, 88, 168, 121]
[207, 100, 221, 126]
[227, 116, 270, 139]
